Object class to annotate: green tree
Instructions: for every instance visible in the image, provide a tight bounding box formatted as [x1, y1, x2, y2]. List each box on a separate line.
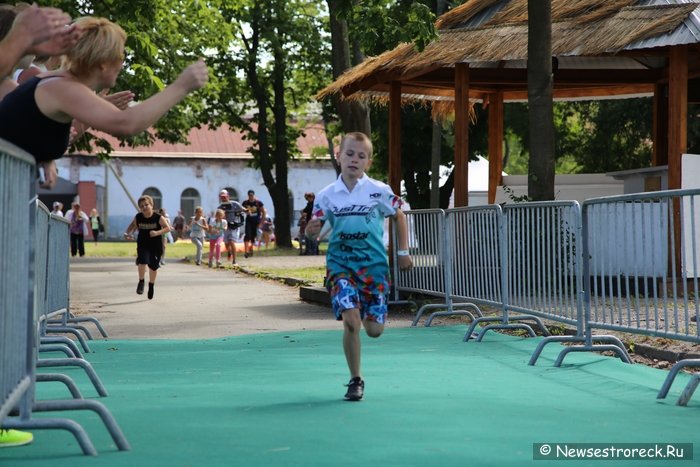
[210, 0, 331, 247]
[569, 99, 652, 172]
[325, 0, 453, 209]
[43, 0, 229, 153]
[505, 99, 653, 174]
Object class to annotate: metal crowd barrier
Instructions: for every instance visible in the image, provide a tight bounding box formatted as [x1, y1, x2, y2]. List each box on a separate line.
[39, 214, 86, 359]
[35, 204, 109, 398]
[502, 202, 629, 366]
[0, 141, 35, 424]
[395, 193, 700, 405]
[0, 140, 129, 454]
[392, 209, 481, 325]
[448, 204, 544, 339]
[42, 212, 108, 345]
[580, 190, 700, 405]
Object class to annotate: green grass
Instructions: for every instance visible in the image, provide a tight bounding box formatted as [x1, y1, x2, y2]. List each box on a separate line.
[84, 241, 325, 258]
[84, 240, 196, 257]
[241, 266, 326, 286]
[84, 241, 326, 286]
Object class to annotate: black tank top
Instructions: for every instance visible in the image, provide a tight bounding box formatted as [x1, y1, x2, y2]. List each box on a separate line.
[0, 76, 72, 162]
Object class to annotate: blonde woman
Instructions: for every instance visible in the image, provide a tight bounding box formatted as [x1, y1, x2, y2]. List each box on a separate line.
[0, 16, 208, 188]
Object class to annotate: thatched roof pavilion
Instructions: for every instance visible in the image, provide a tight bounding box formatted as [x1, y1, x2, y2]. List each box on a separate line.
[318, 0, 700, 205]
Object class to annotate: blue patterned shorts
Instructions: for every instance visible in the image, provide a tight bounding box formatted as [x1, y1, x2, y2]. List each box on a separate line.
[328, 275, 389, 324]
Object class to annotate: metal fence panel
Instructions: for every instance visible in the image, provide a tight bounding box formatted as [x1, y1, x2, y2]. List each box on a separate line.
[0, 141, 35, 421]
[46, 214, 70, 319]
[393, 209, 446, 297]
[583, 189, 700, 344]
[447, 205, 504, 309]
[503, 201, 584, 328]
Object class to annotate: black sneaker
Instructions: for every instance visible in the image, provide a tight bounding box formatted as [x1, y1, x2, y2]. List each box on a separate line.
[148, 283, 154, 300]
[136, 279, 145, 295]
[344, 377, 364, 401]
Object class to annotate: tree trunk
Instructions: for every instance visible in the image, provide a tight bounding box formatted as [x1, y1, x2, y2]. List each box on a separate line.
[327, 0, 370, 136]
[527, 0, 555, 201]
[430, 0, 447, 208]
[270, 25, 292, 248]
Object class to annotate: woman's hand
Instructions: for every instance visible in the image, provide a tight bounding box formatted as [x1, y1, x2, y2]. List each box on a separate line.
[175, 59, 209, 93]
[39, 161, 57, 189]
[103, 90, 135, 110]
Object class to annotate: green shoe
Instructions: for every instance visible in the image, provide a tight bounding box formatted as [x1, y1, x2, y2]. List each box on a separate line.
[0, 429, 33, 447]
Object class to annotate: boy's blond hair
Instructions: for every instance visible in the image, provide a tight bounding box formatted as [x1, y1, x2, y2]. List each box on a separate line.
[340, 132, 373, 158]
[64, 17, 126, 78]
[137, 195, 153, 207]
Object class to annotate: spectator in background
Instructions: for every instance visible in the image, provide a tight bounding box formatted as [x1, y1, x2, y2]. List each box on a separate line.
[242, 190, 265, 258]
[302, 192, 318, 255]
[50, 201, 63, 217]
[158, 208, 173, 266]
[217, 189, 245, 265]
[172, 210, 185, 240]
[89, 208, 102, 245]
[65, 202, 89, 257]
[187, 206, 208, 266]
[14, 54, 62, 84]
[258, 216, 274, 250]
[207, 208, 227, 268]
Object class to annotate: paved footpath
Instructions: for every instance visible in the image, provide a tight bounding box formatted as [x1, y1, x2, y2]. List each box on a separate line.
[69, 256, 412, 340]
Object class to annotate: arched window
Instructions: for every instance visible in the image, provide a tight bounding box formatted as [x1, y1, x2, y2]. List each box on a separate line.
[142, 187, 162, 211]
[221, 187, 239, 201]
[181, 188, 200, 220]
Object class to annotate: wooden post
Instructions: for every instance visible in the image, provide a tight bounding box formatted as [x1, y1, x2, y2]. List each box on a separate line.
[488, 91, 504, 204]
[667, 46, 687, 278]
[668, 46, 687, 190]
[389, 81, 402, 196]
[652, 83, 668, 167]
[454, 63, 470, 207]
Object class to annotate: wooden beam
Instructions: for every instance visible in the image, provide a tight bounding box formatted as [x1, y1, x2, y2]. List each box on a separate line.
[399, 67, 662, 87]
[365, 83, 655, 103]
[454, 63, 470, 207]
[388, 81, 402, 196]
[653, 83, 668, 167]
[488, 92, 504, 204]
[668, 46, 688, 190]
[503, 84, 655, 101]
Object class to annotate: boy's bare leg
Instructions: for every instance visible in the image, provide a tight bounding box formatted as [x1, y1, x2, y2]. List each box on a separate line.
[137, 264, 146, 280]
[342, 308, 363, 378]
[363, 320, 384, 339]
[148, 267, 157, 283]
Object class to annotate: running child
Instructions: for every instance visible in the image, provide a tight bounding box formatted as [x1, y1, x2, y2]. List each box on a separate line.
[207, 209, 227, 268]
[304, 132, 413, 401]
[123, 195, 171, 299]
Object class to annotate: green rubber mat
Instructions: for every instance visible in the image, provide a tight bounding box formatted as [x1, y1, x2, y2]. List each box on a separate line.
[2, 326, 698, 466]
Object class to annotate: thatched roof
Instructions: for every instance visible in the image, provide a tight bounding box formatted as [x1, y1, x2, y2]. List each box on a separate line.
[317, 0, 700, 103]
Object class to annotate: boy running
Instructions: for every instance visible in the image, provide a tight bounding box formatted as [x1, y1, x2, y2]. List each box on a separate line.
[305, 132, 413, 401]
[124, 195, 171, 299]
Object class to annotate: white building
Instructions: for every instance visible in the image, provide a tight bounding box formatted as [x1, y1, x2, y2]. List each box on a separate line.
[45, 124, 338, 239]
